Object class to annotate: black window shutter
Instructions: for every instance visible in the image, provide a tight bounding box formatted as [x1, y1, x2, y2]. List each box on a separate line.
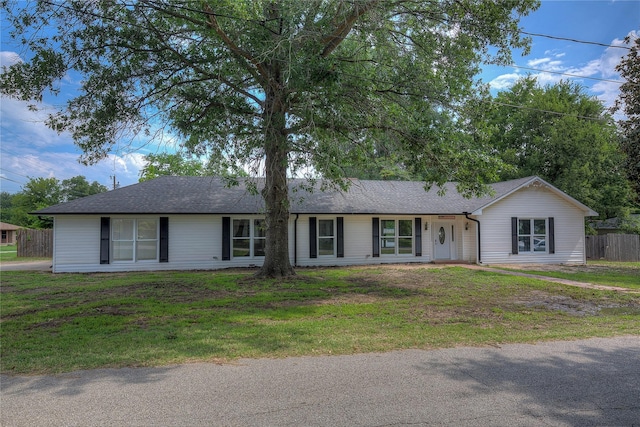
[511, 217, 519, 255]
[309, 217, 317, 258]
[372, 217, 380, 257]
[548, 217, 555, 254]
[415, 218, 422, 256]
[159, 217, 169, 262]
[337, 217, 344, 258]
[222, 217, 231, 261]
[100, 217, 110, 264]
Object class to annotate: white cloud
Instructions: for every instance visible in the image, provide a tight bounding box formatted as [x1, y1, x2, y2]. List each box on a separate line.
[488, 72, 523, 90]
[0, 51, 22, 67]
[489, 31, 637, 109]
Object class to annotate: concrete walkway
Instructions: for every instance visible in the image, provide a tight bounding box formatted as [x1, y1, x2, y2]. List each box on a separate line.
[2, 336, 639, 426]
[461, 264, 640, 294]
[0, 260, 52, 271]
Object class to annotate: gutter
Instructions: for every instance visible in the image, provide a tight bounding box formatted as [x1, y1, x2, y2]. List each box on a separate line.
[464, 212, 481, 264]
[294, 214, 299, 267]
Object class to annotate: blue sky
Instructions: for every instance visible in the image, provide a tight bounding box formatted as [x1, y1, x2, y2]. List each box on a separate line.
[1, 1, 638, 194]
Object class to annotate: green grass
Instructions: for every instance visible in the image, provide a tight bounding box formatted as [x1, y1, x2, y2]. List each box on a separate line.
[0, 244, 51, 262]
[1, 266, 638, 375]
[496, 261, 640, 289]
[0, 245, 18, 261]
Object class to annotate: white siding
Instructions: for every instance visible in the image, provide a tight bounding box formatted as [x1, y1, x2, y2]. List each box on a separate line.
[52, 214, 438, 273]
[53, 216, 101, 271]
[294, 215, 432, 267]
[478, 185, 587, 265]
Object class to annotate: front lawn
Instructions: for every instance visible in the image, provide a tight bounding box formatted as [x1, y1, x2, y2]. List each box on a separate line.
[1, 266, 638, 375]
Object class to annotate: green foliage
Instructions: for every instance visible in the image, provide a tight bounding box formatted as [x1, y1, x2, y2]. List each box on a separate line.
[480, 76, 635, 219]
[61, 175, 108, 201]
[1, 0, 540, 274]
[615, 35, 640, 205]
[138, 152, 248, 181]
[139, 153, 207, 181]
[0, 176, 107, 228]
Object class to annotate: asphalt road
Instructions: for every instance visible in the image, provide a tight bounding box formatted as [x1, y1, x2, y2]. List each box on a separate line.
[2, 336, 639, 426]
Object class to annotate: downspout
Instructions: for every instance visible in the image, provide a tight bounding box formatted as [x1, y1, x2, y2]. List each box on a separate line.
[464, 212, 481, 264]
[294, 214, 299, 267]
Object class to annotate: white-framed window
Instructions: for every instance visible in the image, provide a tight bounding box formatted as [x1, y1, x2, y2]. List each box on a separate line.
[381, 219, 413, 255]
[518, 218, 547, 253]
[318, 219, 335, 256]
[112, 218, 158, 262]
[233, 218, 266, 258]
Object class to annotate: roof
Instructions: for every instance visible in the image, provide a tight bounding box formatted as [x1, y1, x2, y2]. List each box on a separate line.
[32, 175, 596, 216]
[0, 222, 23, 230]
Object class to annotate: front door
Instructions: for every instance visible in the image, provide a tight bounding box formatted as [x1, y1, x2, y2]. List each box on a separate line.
[434, 223, 451, 260]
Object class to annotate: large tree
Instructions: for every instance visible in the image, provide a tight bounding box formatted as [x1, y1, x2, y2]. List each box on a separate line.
[0, 0, 538, 276]
[615, 35, 640, 205]
[481, 76, 634, 220]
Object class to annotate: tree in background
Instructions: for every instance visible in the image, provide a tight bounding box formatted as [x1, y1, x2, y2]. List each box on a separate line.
[139, 153, 206, 182]
[1, 0, 539, 276]
[615, 35, 640, 206]
[480, 76, 634, 220]
[1, 176, 107, 228]
[61, 175, 108, 201]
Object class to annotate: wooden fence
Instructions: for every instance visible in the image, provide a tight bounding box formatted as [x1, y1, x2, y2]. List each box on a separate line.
[17, 229, 53, 258]
[586, 234, 640, 262]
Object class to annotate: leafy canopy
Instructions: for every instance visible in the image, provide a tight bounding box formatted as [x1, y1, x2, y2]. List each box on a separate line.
[614, 35, 640, 206]
[1, 0, 539, 275]
[480, 76, 634, 220]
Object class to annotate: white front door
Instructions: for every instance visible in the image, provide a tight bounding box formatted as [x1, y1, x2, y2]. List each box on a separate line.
[434, 223, 451, 260]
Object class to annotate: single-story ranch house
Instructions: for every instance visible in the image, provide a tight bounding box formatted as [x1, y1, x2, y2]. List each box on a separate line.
[34, 175, 597, 273]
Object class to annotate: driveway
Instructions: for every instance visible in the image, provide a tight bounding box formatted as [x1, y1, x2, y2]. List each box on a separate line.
[0, 260, 52, 271]
[2, 336, 639, 426]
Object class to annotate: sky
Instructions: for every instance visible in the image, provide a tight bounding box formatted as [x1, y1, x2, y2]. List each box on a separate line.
[1, 1, 639, 195]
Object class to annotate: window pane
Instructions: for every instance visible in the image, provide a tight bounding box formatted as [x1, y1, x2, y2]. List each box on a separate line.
[112, 219, 134, 240]
[254, 219, 266, 238]
[233, 219, 250, 238]
[518, 236, 531, 252]
[399, 220, 412, 236]
[319, 219, 334, 237]
[534, 219, 546, 235]
[398, 238, 412, 254]
[137, 219, 157, 240]
[113, 241, 134, 261]
[319, 237, 334, 256]
[381, 237, 395, 254]
[381, 220, 395, 237]
[518, 219, 530, 235]
[233, 239, 250, 257]
[137, 241, 157, 260]
[253, 238, 266, 257]
[533, 238, 546, 252]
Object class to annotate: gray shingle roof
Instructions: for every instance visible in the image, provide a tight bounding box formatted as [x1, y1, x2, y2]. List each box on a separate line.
[33, 175, 537, 215]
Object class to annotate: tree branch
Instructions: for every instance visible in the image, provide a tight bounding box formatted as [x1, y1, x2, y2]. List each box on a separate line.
[321, 0, 378, 57]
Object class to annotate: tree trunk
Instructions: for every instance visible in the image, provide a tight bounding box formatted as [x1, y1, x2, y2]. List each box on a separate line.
[258, 79, 295, 278]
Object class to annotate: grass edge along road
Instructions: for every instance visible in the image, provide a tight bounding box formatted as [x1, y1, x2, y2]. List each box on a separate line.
[1, 265, 638, 375]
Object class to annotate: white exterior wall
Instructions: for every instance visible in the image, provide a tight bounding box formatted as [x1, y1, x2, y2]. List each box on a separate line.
[478, 186, 587, 265]
[52, 214, 438, 273]
[295, 215, 432, 267]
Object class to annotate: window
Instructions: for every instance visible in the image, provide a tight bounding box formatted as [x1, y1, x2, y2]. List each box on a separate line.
[233, 219, 266, 258]
[381, 219, 413, 255]
[318, 219, 334, 256]
[518, 218, 546, 253]
[112, 219, 158, 262]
